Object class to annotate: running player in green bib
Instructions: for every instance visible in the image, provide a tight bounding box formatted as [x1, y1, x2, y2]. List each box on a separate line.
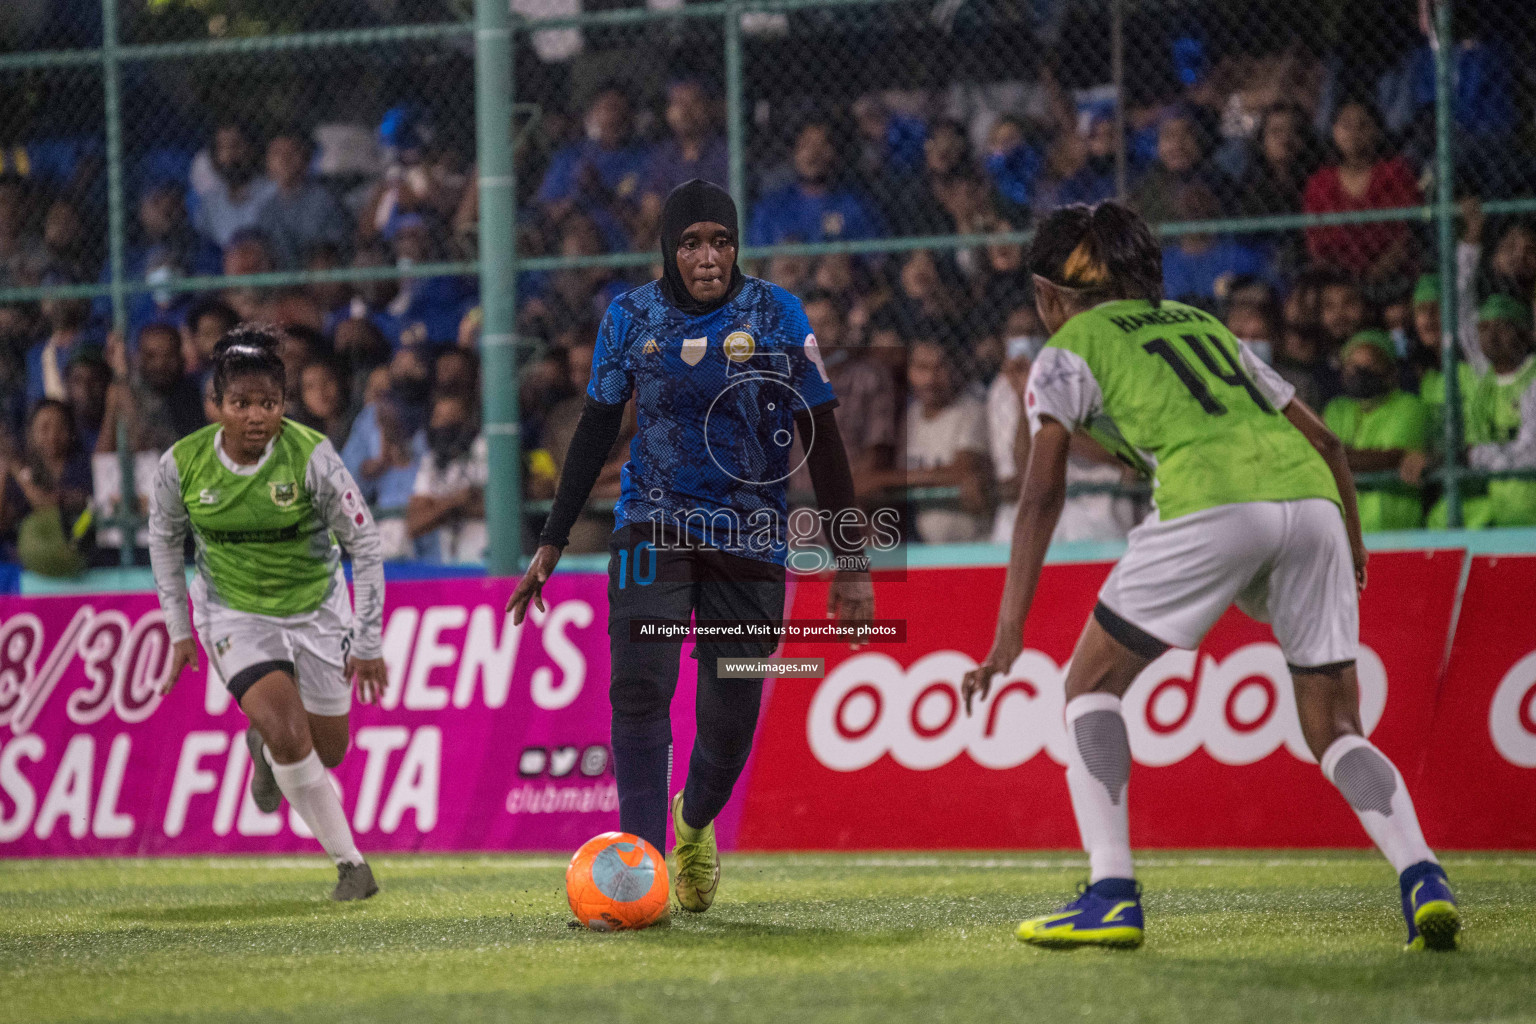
[961, 202, 1459, 952]
[148, 326, 387, 900]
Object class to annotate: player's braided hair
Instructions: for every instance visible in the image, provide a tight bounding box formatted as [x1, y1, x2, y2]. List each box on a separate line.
[1028, 201, 1162, 308]
[210, 323, 286, 403]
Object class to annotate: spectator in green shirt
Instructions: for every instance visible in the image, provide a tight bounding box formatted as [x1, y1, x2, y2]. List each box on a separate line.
[1324, 329, 1432, 531]
[1413, 273, 1477, 431]
[1426, 293, 1536, 528]
[1465, 292, 1536, 526]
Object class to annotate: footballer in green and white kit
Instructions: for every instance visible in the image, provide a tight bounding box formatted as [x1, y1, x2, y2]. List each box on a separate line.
[149, 326, 386, 900]
[963, 202, 1460, 953]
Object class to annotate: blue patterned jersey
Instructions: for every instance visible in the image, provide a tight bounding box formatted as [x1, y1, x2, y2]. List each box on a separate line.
[587, 276, 838, 564]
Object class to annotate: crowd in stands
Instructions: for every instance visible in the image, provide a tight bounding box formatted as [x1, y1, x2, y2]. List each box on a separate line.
[2, 6, 1535, 573]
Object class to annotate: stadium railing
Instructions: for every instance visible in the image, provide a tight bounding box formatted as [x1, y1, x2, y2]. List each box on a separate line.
[2, 0, 1532, 573]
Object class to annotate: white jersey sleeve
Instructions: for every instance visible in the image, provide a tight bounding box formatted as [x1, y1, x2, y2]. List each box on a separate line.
[1238, 341, 1297, 410]
[147, 451, 193, 643]
[305, 439, 386, 660]
[1025, 345, 1103, 435]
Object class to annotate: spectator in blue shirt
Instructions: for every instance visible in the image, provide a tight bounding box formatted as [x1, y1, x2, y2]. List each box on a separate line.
[26, 297, 99, 407]
[192, 121, 277, 250]
[64, 349, 110, 455]
[340, 366, 426, 559]
[638, 78, 729, 243]
[983, 116, 1045, 217]
[324, 242, 406, 348]
[1403, 34, 1517, 192]
[749, 119, 881, 246]
[536, 85, 649, 228]
[1160, 182, 1274, 306]
[257, 131, 352, 270]
[1036, 113, 1119, 216]
[95, 182, 221, 331]
[1406, 36, 1515, 142]
[385, 214, 476, 347]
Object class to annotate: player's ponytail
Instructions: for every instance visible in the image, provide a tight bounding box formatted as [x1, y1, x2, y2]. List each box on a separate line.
[1028, 200, 1163, 308]
[210, 323, 286, 403]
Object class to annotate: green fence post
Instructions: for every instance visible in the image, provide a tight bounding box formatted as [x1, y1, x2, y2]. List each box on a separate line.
[725, 0, 745, 211]
[476, 0, 522, 575]
[103, 0, 136, 567]
[102, 0, 126, 337]
[1111, 0, 1127, 200]
[1433, 0, 1462, 528]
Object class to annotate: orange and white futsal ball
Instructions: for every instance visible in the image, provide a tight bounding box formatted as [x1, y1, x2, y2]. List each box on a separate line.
[566, 832, 670, 931]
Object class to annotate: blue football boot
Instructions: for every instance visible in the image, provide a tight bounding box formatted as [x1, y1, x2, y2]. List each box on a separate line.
[1400, 860, 1460, 951]
[1016, 878, 1143, 949]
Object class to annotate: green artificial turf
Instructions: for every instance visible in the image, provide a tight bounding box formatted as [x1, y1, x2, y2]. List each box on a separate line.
[1, 852, 1532, 1023]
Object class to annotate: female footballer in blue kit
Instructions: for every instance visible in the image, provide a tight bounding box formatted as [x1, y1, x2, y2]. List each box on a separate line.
[508, 180, 874, 913]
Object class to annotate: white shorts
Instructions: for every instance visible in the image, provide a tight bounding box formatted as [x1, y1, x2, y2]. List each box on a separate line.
[1096, 498, 1358, 670]
[192, 576, 355, 717]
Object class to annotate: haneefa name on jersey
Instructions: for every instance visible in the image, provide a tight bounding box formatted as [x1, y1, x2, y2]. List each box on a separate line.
[1104, 305, 1220, 334]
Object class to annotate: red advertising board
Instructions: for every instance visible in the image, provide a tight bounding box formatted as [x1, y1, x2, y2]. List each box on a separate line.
[1418, 555, 1536, 848]
[741, 551, 1464, 850]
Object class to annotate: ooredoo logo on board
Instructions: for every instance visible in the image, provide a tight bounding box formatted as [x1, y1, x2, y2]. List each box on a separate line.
[1490, 651, 1536, 769]
[807, 644, 1389, 773]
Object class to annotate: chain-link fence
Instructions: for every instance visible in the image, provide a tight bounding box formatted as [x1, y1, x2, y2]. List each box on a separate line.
[2, 0, 1535, 573]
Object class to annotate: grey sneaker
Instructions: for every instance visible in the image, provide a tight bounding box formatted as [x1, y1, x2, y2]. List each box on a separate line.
[246, 726, 281, 814]
[331, 861, 379, 902]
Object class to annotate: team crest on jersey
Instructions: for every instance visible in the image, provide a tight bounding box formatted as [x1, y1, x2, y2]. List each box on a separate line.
[214, 636, 232, 658]
[269, 481, 297, 508]
[723, 331, 756, 363]
[198, 488, 220, 505]
[681, 336, 708, 366]
[642, 338, 660, 356]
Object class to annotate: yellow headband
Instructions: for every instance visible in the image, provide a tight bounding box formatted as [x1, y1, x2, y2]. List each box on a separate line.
[1060, 237, 1110, 288]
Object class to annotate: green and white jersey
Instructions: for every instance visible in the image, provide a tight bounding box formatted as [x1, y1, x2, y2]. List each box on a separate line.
[147, 419, 385, 658]
[1465, 355, 1536, 526]
[1025, 299, 1339, 520]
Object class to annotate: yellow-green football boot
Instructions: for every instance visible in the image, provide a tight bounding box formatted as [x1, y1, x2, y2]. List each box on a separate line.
[670, 793, 720, 913]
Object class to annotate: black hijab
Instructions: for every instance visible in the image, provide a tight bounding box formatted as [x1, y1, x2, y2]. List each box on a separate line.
[659, 179, 745, 316]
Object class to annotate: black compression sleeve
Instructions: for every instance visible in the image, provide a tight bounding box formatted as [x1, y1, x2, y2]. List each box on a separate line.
[537, 397, 626, 550]
[795, 402, 868, 570]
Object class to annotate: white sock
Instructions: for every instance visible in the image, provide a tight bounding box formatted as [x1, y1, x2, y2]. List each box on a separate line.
[270, 750, 364, 867]
[1064, 693, 1135, 882]
[1320, 734, 1436, 875]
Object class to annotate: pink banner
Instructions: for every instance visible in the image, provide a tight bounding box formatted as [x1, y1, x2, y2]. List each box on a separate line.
[0, 575, 747, 856]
